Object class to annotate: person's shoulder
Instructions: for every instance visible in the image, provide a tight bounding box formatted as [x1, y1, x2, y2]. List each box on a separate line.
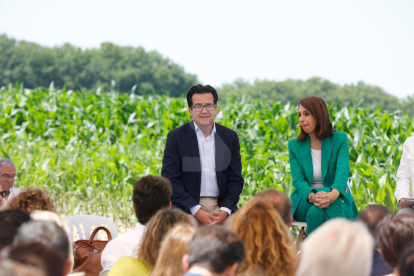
[403, 136, 414, 146]
[168, 122, 192, 136]
[215, 122, 237, 135]
[215, 123, 239, 140]
[288, 137, 300, 149]
[109, 257, 150, 276]
[332, 131, 347, 141]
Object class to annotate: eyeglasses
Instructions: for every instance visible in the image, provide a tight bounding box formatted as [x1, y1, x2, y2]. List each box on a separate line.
[0, 190, 6, 197]
[191, 104, 216, 112]
[0, 174, 17, 179]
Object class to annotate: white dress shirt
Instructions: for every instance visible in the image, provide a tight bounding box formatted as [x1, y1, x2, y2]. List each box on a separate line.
[395, 136, 414, 202]
[99, 223, 145, 276]
[311, 149, 324, 189]
[2, 187, 21, 206]
[189, 122, 232, 216]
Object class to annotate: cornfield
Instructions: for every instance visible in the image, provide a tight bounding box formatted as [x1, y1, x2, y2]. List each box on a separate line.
[0, 84, 411, 229]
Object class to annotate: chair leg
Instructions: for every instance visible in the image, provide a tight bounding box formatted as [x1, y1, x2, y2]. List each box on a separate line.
[295, 227, 307, 251]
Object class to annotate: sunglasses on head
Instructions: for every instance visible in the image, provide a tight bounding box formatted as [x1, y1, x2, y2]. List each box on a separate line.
[0, 190, 6, 197]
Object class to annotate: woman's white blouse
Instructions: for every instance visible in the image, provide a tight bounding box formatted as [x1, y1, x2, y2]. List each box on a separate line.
[395, 136, 414, 201]
[311, 148, 324, 189]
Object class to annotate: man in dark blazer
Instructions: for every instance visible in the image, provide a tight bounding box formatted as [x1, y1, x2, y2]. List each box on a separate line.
[161, 84, 244, 226]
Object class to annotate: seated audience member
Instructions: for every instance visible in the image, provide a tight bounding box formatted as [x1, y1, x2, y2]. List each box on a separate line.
[100, 175, 172, 276]
[379, 215, 414, 276]
[4, 187, 55, 212]
[0, 241, 65, 276]
[230, 198, 295, 276]
[0, 158, 20, 205]
[151, 225, 196, 276]
[13, 220, 72, 276]
[0, 184, 4, 206]
[297, 218, 374, 276]
[397, 241, 414, 276]
[255, 188, 293, 227]
[182, 226, 245, 276]
[357, 204, 394, 276]
[108, 208, 193, 276]
[0, 209, 31, 251]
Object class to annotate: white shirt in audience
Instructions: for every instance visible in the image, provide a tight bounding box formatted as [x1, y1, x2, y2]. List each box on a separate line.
[99, 223, 145, 276]
[1, 187, 20, 206]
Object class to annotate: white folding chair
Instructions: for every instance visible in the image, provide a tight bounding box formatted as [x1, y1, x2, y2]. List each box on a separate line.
[66, 215, 118, 243]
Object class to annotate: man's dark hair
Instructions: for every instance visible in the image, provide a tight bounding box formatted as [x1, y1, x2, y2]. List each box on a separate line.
[188, 226, 245, 274]
[357, 204, 392, 247]
[132, 175, 172, 225]
[0, 209, 31, 250]
[398, 241, 414, 276]
[379, 214, 414, 268]
[13, 220, 69, 260]
[186, 84, 218, 107]
[255, 189, 292, 225]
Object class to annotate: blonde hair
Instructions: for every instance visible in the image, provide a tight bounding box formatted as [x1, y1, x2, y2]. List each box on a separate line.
[230, 198, 296, 276]
[151, 225, 196, 276]
[297, 218, 374, 276]
[138, 208, 192, 268]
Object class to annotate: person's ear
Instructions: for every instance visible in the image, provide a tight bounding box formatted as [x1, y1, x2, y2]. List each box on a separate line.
[288, 216, 293, 228]
[182, 254, 189, 273]
[188, 107, 193, 117]
[168, 201, 172, 209]
[133, 203, 136, 212]
[225, 263, 239, 276]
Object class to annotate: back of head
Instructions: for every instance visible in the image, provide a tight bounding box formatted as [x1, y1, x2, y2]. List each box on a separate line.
[255, 189, 292, 226]
[13, 220, 69, 260]
[151, 225, 196, 276]
[379, 214, 414, 268]
[357, 204, 392, 247]
[0, 241, 64, 276]
[230, 198, 295, 276]
[0, 209, 31, 250]
[188, 226, 245, 274]
[5, 188, 55, 213]
[398, 241, 414, 276]
[138, 208, 192, 267]
[297, 218, 374, 276]
[132, 175, 172, 225]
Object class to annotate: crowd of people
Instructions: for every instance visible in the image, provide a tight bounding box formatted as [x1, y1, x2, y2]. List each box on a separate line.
[2, 83, 414, 276]
[1, 172, 414, 276]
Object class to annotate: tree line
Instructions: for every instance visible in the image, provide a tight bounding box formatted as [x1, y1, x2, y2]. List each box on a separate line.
[1, 34, 413, 114]
[0, 34, 198, 96]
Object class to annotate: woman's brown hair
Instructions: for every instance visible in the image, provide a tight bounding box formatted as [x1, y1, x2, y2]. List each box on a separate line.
[138, 208, 193, 268]
[5, 188, 56, 213]
[297, 96, 334, 142]
[230, 198, 296, 276]
[379, 214, 414, 268]
[150, 225, 196, 276]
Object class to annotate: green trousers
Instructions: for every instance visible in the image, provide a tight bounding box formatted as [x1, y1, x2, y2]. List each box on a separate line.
[293, 188, 345, 234]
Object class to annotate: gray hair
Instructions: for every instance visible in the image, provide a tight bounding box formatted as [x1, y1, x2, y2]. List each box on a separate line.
[0, 159, 16, 170]
[297, 218, 374, 276]
[13, 220, 69, 260]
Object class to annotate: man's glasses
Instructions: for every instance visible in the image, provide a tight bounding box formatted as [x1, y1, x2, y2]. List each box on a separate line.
[0, 174, 17, 180]
[0, 190, 6, 197]
[191, 104, 216, 112]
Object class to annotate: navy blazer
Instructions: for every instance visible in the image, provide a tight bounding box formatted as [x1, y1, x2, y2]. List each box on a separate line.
[161, 121, 244, 214]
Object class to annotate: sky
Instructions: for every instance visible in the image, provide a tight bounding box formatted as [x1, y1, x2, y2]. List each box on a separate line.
[0, 0, 413, 98]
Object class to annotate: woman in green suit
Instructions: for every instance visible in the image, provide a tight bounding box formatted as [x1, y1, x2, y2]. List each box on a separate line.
[289, 96, 358, 234]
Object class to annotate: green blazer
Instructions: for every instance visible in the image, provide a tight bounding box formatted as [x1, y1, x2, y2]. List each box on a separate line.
[289, 132, 357, 218]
